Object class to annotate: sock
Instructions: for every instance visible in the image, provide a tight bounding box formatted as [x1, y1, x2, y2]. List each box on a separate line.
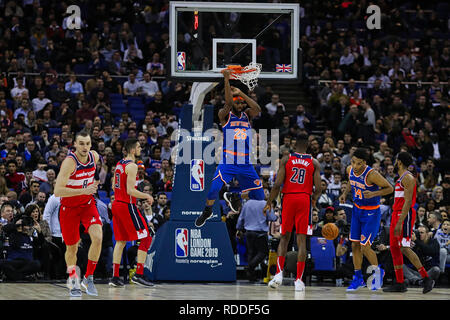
[418, 267, 429, 279]
[67, 265, 78, 278]
[136, 263, 144, 275]
[85, 260, 97, 277]
[355, 269, 362, 279]
[113, 263, 120, 277]
[394, 268, 404, 283]
[276, 256, 285, 274]
[296, 261, 305, 281]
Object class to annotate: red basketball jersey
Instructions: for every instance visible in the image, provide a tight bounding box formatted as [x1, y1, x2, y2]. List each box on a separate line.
[393, 171, 416, 212]
[281, 153, 315, 195]
[60, 151, 96, 207]
[114, 159, 137, 204]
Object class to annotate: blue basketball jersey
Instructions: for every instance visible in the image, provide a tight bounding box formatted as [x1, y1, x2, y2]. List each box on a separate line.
[222, 111, 252, 164]
[349, 165, 380, 208]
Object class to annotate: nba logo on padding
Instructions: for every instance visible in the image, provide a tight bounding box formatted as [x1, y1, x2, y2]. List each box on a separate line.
[190, 159, 204, 191]
[177, 52, 186, 71]
[175, 228, 189, 258]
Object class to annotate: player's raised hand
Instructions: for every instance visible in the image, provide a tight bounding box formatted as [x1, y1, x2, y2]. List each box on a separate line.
[231, 86, 242, 96]
[221, 68, 232, 79]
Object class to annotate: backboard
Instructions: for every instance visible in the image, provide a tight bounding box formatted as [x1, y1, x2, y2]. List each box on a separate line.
[169, 1, 301, 82]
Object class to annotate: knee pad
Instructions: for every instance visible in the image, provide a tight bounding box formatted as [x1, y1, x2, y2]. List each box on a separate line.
[138, 235, 152, 252]
[248, 188, 265, 201]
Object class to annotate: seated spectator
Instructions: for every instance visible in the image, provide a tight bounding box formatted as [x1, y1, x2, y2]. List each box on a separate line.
[290, 104, 315, 133]
[146, 52, 164, 77]
[5, 160, 25, 193]
[31, 90, 51, 113]
[18, 179, 40, 207]
[264, 93, 285, 117]
[76, 101, 98, 126]
[139, 72, 159, 97]
[64, 73, 84, 95]
[123, 73, 142, 96]
[318, 206, 335, 228]
[434, 220, 450, 274]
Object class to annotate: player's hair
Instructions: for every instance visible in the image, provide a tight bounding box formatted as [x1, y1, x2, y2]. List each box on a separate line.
[75, 130, 90, 141]
[353, 148, 368, 162]
[124, 138, 139, 154]
[296, 133, 309, 147]
[396, 151, 413, 168]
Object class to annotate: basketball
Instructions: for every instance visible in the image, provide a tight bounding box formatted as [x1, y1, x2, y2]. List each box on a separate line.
[322, 223, 339, 240]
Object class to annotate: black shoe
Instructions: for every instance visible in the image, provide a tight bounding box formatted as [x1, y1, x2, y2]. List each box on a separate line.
[382, 282, 408, 292]
[422, 277, 434, 294]
[109, 276, 125, 287]
[131, 274, 154, 287]
[195, 206, 213, 227]
[224, 192, 242, 213]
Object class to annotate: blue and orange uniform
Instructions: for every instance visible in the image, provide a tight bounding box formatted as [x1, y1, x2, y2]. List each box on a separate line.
[348, 165, 381, 246]
[206, 111, 264, 201]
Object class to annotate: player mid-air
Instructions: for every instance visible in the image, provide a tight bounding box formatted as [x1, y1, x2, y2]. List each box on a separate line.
[339, 148, 393, 291]
[264, 133, 322, 292]
[383, 152, 434, 294]
[54, 130, 102, 297]
[110, 138, 155, 287]
[195, 68, 264, 227]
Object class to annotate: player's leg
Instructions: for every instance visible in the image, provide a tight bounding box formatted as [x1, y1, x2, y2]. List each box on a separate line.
[60, 206, 82, 297]
[196, 165, 232, 227]
[295, 233, 307, 291]
[110, 240, 126, 287]
[360, 209, 384, 290]
[347, 207, 366, 291]
[293, 194, 311, 291]
[81, 223, 102, 296]
[131, 235, 154, 286]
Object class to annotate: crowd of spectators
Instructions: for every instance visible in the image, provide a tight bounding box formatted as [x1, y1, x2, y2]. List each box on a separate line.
[0, 0, 448, 287]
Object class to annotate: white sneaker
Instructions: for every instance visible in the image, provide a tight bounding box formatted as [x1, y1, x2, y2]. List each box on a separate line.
[294, 279, 305, 292]
[268, 272, 283, 289]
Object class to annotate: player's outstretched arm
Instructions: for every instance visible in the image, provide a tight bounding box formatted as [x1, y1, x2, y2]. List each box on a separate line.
[264, 156, 289, 215]
[218, 69, 234, 124]
[54, 158, 98, 197]
[234, 87, 261, 119]
[126, 163, 153, 203]
[364, 169, 394, 198]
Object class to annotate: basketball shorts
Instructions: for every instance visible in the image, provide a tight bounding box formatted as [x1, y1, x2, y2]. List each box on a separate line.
[349, 206, 381, 246]
[112, 201, 150, 241]
[59, 200, 102, 246]
[389, 209, 416, 247]
[280, 193, 313, 235]
[208, 164, 264, 200]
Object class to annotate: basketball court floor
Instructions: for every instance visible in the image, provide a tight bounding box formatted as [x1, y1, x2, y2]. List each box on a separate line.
[0, 281, 448, 300]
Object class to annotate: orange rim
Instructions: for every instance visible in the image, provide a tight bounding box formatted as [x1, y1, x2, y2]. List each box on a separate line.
[224, 65, 257, 74]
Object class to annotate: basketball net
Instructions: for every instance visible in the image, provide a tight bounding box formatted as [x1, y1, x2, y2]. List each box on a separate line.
[225, 62, 262, 91]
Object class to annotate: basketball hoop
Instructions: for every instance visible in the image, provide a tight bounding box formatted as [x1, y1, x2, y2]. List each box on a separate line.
[224, 62, 262, 91]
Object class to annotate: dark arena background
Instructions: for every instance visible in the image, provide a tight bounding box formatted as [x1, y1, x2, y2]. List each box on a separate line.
[0, 0, 448, 315]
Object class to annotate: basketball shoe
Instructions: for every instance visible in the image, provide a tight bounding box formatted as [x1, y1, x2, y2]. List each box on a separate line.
[109, 276, 125, 287]
[294, 279, 305, 292]
[195, 206, 213, 227]
[268, 272, 283, 289]
[223, 192, 242, 213]
[382, 281, 408, 293]
[346, 275, 366, 292]
[422, 277, 435, 294]
[131, 274, 155, 287]
[68, 276, 82, 297]
[81, 275, 98, 296]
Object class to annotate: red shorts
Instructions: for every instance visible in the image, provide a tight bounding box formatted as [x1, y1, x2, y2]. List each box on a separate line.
[59, 201, 102, 246]
[281, 193, 313, 235]
[390, 209, 416, 247]
[111, 201, 150, 241]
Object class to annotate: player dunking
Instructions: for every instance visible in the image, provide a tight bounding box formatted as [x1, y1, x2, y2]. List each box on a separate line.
[339, 148, 393, 291]
[264, 133, 322, 292]
[383, 152, 434, 293]
[109, 138, 155, 287]
[54, 130, 102, 297]
[195, 68, 264, 227]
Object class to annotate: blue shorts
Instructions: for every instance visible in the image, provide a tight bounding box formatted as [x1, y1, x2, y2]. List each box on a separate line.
[349, 206, 381, 246]
[213, 164, 262, 192]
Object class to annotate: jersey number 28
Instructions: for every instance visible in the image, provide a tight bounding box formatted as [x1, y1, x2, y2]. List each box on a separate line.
[290, 167, 306, 184]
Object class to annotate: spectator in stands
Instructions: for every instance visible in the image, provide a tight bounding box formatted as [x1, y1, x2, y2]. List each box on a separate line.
[427, 211, 442, 237]
[5, 160, 25, 193]
[318, 206, 335, 228]
[290, 104, 315, 133]
[434, 220, 450, 274]
[139, 72, 159, 97]
[264, 93, 285, 117]
[64, 73, 84, 95]
[123, 73, 142, 96]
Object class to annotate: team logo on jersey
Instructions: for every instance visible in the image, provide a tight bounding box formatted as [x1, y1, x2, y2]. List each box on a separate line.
[254, 179, 261, 186]
[361, 235, 366, 242]
[175, 228, 189, 258]
[190, 159, 204, 191]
